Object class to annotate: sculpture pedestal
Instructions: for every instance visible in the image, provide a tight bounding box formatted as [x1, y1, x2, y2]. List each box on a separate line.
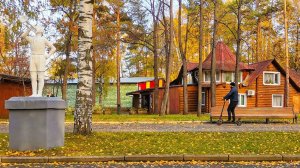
[5, 97, 66, 151]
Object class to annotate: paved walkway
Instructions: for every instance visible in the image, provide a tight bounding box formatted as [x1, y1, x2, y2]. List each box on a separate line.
[1, 122, 299, 133]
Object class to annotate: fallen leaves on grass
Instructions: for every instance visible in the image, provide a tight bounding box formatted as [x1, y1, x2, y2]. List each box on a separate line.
[0, 132, 299, 156]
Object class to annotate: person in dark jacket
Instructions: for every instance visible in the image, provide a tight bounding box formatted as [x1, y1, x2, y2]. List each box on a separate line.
[223, 82, 238, 122]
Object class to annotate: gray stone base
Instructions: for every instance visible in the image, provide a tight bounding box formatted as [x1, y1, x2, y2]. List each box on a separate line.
[5, 97, 66, 151]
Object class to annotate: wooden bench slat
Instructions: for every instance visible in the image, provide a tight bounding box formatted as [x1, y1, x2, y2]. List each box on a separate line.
[210, 106, 297, 123]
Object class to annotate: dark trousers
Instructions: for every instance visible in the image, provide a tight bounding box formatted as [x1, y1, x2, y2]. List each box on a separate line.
[227, 101, 238, 121]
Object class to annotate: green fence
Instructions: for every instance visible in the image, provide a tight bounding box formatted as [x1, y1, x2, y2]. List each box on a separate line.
[45, 84, 137, 108]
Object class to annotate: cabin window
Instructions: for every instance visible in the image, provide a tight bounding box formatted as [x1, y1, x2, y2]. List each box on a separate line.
[202, 92, 205, 106]
[222, 72, 242, 83]
[238, 94, 247, 107]
[216, 72, 220, 82]
[187, 73, 193, 84]
[222, 72, 234, 82]
[263, 71, 280, 85]
[203, 71, 220, 82]
[182, 73, 193, 85]
[272, 94, 283, 107]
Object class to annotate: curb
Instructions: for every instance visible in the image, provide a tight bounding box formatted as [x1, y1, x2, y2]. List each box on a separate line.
[1, 157, 48, 163]
[1, 155, 300, 163]
[229, 154, 282, 162]
[184, 154, 228, 161]
[282, 155, 300, 161]
[47, 156, 125, 163]
[124, 155, 183, 162]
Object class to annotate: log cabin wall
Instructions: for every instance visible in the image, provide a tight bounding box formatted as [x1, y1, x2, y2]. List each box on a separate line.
[0, 81, 31, 118]
[253, 63, 298, 107]
[157, 85, 208, 114]
[169, 86, 181, 114]
[177, 85, 207, 114]
[213, 63, 300, 108]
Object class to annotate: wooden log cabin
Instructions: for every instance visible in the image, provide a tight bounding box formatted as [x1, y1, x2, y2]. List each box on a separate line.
[127, 42, 300, 114]
[0, 74, 31, 118]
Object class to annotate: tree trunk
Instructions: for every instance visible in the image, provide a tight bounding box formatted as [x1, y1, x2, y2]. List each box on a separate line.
[210, 0, 218, 108]
[116, 6, 121, 114]
[98, 75, 103, 104]
[256, 0, 261, 63]
[74, 0, 93, 135]
[62, 34, 71, 101]
[197, 0, 203, 116]
[92, 53, 96, 106]
[235, 0, 242, 91]
[160, 0, 173, 116]
[152, 0, 159, 114]
[296, 20, 299, 71]
[62, 0, 76, 101]
[178, 0, 188, 115]
[284, 0, 289, 107]
[207, 14, 211, 59]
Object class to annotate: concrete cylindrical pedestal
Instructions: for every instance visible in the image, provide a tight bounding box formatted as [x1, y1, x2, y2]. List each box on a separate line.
[5, 97, 66, 151]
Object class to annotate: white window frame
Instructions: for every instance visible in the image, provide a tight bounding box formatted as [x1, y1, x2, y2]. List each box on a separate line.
[203, 71, 220, 82]
[263, 71, 280, 85]
[238, 93, 247, 107]
[272, 94, 283, 107]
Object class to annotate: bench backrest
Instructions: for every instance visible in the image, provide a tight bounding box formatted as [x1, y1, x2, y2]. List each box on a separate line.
[211, 107, 294, 115]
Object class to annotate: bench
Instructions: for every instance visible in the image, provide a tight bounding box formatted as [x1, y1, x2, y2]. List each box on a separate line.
[210, 106, 298, 124]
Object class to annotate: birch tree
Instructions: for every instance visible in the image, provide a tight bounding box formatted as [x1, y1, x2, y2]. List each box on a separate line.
[74, 0, 93, 135]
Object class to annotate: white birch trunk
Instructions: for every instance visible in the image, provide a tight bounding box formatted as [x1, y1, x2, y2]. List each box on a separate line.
[74, 0, 93, 134]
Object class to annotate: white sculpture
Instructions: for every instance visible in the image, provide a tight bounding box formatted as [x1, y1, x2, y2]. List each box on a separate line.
[21, 25, 56, 97]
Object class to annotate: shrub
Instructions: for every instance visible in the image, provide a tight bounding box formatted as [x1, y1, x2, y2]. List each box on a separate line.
[93, 104, 104, 114]
[66, 106, 75, 115]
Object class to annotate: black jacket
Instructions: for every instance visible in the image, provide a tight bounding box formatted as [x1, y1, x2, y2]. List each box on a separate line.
[224, 87, 238, 102]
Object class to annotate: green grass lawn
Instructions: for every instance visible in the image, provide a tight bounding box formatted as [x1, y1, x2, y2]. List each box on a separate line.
[1, 132, 300, 156]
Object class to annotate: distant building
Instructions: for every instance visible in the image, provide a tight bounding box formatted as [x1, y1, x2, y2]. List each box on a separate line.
[0, 74, 31, 118]
[126, 78, 165, 113]
[127, 42, 300, 114]
[46, 77, 156, 85]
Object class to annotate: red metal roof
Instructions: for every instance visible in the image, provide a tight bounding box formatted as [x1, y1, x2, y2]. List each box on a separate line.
[202, 42, 250, 71]
[289, 69, 300, 88]
[185, 42, 253, 72]
[187, 62, 199, 71]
